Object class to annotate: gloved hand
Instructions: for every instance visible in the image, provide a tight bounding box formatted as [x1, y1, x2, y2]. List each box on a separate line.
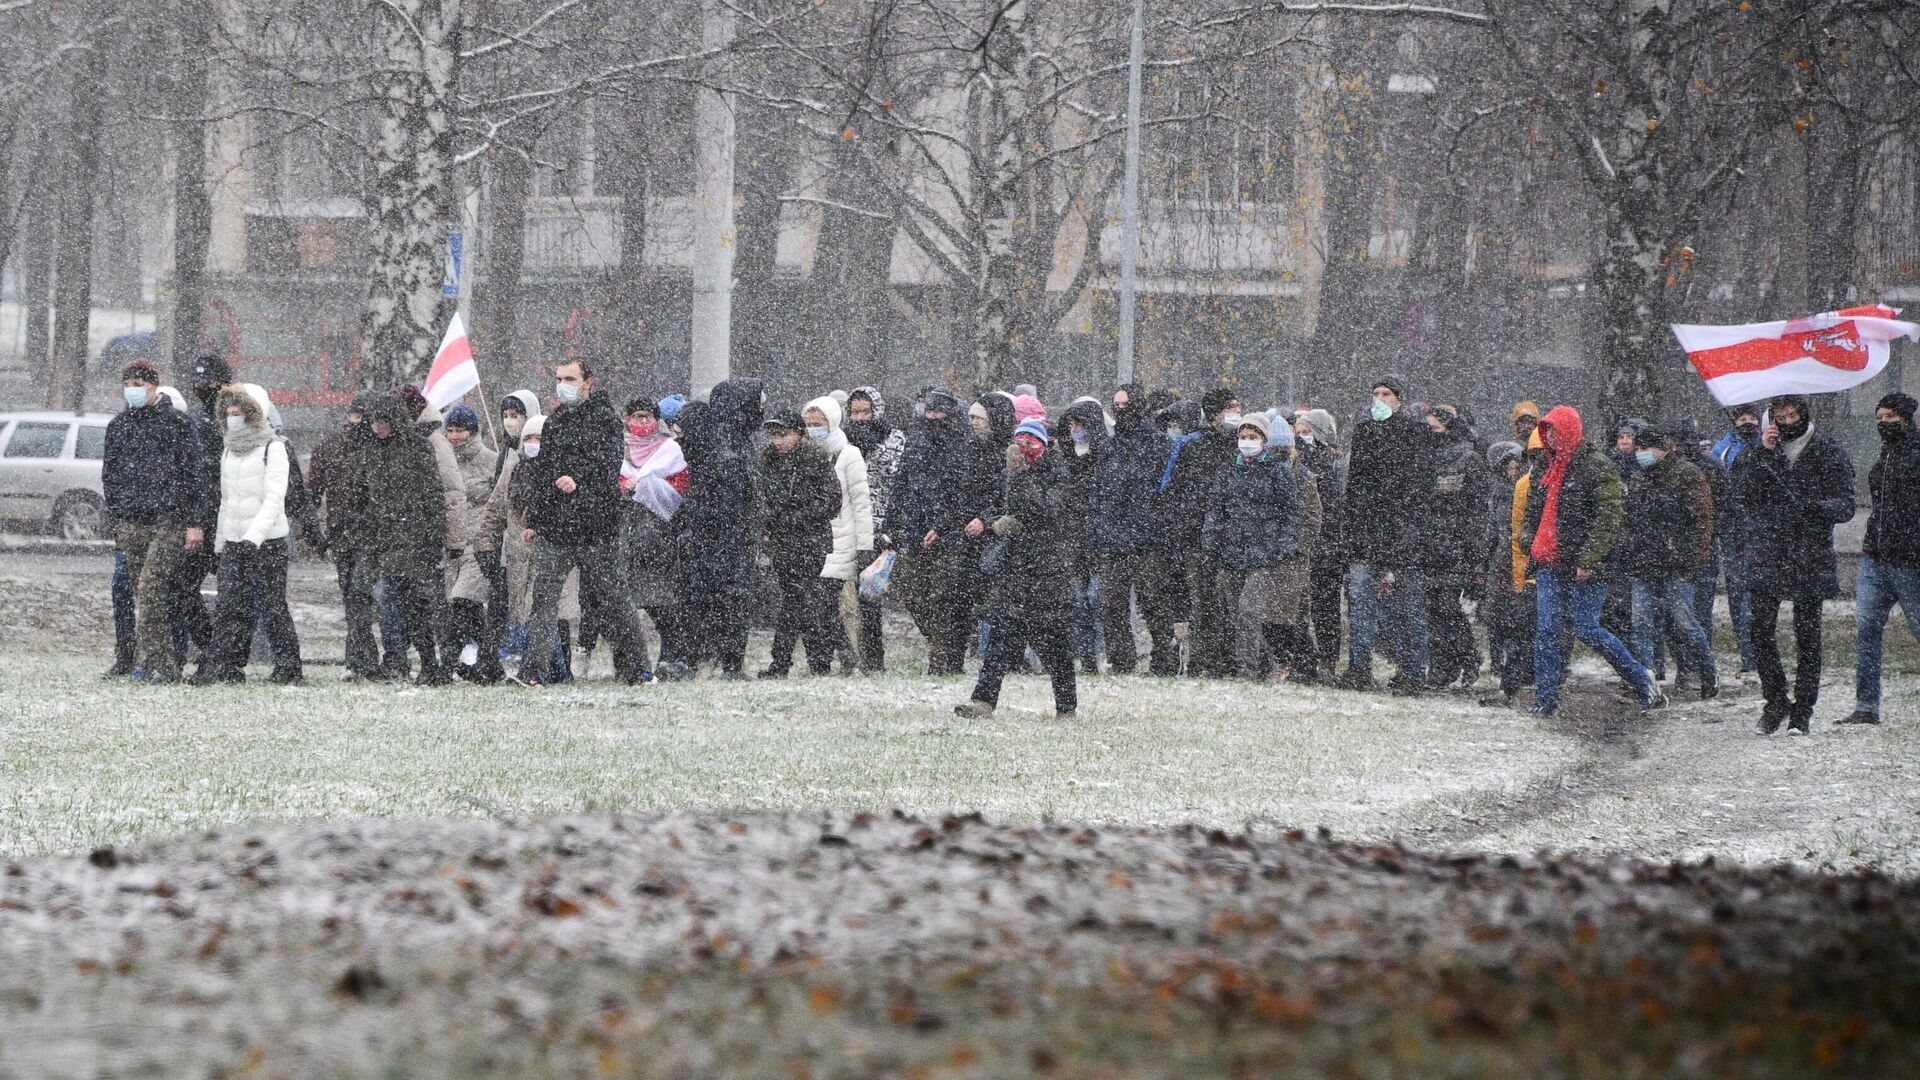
[990, 515, 1020, 537]
[446, 546, 466, 563]
[474, 545, 502, 574]
[227, 539, 257, 558]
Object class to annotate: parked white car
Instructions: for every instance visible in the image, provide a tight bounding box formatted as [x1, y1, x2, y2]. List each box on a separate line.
[0, 411, 115, 540]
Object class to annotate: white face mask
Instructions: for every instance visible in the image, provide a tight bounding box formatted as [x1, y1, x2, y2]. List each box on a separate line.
[554, 381, 582, 405]
[1238, 437, 1264, 458]
[226, 415, 246, 433]
[522, 441, 541, 459]
[806, 425, 830, 441]
[123, 386, 150, 409]
[1296, 431, 1315, 445]
[503, 415, 526, 438]
[1220, 411, 1242, 431]
[1370, 400, 1395, 423]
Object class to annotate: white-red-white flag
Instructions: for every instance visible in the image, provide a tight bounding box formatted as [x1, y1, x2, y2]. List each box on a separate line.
[423, 312, 479, 411]
[1672, 305, 1920, 406]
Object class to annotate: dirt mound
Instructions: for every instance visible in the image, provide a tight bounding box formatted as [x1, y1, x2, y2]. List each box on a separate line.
[1, 812, 1915, 1076]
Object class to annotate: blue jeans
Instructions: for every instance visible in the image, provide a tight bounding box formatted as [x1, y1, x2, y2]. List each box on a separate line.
[1855, 557, 1920, 716]
[1631, 577, 1716, 689]
[111, 551, 135, 666]
[1722, 546, 1755, 669]
[1346, 563, 1428, 681]
[1071, 571, 1104, 663]
[1534, 567, 1653, 714]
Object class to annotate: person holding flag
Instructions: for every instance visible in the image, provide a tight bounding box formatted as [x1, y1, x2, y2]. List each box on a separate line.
[1730, 396, 1856, 736]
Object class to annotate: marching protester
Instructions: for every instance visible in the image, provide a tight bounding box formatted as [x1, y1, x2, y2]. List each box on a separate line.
[803, 395, 876, 675]
[192, 384, 302, 685]
[1619, 425, 1718, 703]
[1711, 403, 1764, 676]
[891, 390, 977, 676]
[843, 386, 904, 673]
[1424, 405, 1489, 690]
[308, 396, 382, 679]
[103, 360, 208, 684]
[1161, 390, 1242, 678]
[1849, 392, 1920, 726]
[441, 404, 500, 682]
[1057, 397, 1109, 673]
[1520, 406, 1664, 717]
[758, 408, 843, 678]
[954, 418, 1080, 719]
[1202, 412, 1310, 680]
[518, 360, 651, 687]
[1089, 383, 1178, 676]
[675, 378, 766, 679]
[170, 354, 232, 666]
[617, 397, 690, 679]
[1479, 438, 1532, 708]
[1291, 408, 1345, 684]
[1732, 395, 1857, 735]
[1341, 376, 1434, 694]
[360, 391, 454, 684]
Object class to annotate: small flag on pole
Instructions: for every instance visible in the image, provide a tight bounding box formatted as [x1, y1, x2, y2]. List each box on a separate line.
[1672, 305, 1920, 406]
[424, 312, 479, 410]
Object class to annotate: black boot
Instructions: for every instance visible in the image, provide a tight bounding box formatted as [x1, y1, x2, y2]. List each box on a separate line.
[1756, 700, 1788, 735]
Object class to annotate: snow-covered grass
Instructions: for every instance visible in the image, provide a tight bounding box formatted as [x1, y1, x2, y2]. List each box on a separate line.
[0, 650, 1583, 860]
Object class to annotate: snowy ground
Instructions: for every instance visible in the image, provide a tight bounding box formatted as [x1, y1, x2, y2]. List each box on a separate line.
[2, 550, 1918, 1075]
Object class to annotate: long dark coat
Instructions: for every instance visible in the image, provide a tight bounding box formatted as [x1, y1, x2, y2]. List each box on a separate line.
[1342, 409, 1434, 567]
[1733, 431, 1857, 599]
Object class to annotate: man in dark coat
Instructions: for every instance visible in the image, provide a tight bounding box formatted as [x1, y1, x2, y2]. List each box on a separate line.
[758, 409, 843, 677]
[1847, 392, 1920, 726]
[167, 352, 232, 663]
[1088, 382, 1178, 675]
[954, 420, 1079, 718]
[891, 390, 979, 675]
[519, 359, 650, 685]
[1160, 388, 1240, 677]
[359, 390, 453, 684]
[1710, 403, 1764, 674]
[1056, 397, 1108, 673]
[675, 377, 766, 678]
[104, 360, 208, 682]
[1423, 406, 1489, 689]
[1339, 375, 1435, 693]
[1733, 395, 1857, 735]
[1620, 425, 1718, 702]
[306, 395, 382, 678]
[1292, 408, 1347, 682]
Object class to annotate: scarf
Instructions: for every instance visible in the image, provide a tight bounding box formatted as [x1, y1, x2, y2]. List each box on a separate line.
[1528, 405, 1584, 568]
[224, 420, 276, 458]
[622, 435, 688, 521]
[625, 429, 673, 471]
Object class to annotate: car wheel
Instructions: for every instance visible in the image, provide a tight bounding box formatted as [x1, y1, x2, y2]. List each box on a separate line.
[53, 493, 105, 542]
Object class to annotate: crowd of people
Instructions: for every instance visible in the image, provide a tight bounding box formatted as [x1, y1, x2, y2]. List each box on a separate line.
[98, 352, 1920, 734]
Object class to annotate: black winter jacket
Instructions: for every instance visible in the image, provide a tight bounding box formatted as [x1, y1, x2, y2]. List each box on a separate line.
[1619, 454, 1713, 578]
[1520, 443, 1625, 573]
[1865, 431, 1920, 568]
[675, 380, 766, 594]
[102, 403, 208, 528]
[984, 452, 1074, 619]
[761, 442, 841, 570]
[1342, 409, 1434, 566]
[522, 390, 625, 546]
[1201, 451, 1306, 571]
[1428, 435, 1489, 575]
[1159, 428, 1234, 554]
[1087, 421, 1165, 558]
[890, 415, 977, 554]
[358, 399, 445, 577]
[1734, 429, 1857, 598]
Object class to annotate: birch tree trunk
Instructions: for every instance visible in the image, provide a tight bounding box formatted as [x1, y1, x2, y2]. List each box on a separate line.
[359, 0, 461, 389]
[689, 0, 736, 401]
[169, 0, 213, 370]
[51, 49, 105, 413]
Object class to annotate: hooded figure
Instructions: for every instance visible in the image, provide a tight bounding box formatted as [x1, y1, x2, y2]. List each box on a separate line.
[194, 383, 301, 684]
[1202, 409, 1311, 679]
[889, 387, 980, 675]
[307, 393, 384, 676]
[359, 390, 454, 683]
[1423, 405, 1490, 688]
[399, 391, 470, 552]
[675, 378, 767, 676]
[844, 385, 906, 545]
[1089, 382, 1179, 674]
[1520, 405, 1657, 717]
[1511, 401, 1542, 442]
[804, 395, 876, 582]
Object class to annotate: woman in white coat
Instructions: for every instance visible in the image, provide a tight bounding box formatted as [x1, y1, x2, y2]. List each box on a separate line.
[802, 395, 875, 672]
[193, 383, 301, 685]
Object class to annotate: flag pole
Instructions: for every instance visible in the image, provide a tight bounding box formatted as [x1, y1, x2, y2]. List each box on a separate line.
[474, 381, 501, 452]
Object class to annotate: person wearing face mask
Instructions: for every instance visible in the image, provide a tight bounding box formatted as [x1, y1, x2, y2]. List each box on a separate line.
[1200, 412, 1310, 680]
[437, 404, 500, 683]
[1421, 406, 1489, 691]
[1153, 388, 1244, 678]
[1292, 407, 1347, 681]
[306, 395, 386, 679]
[612, 398, 691, 679]
[1339, 375, 1436, 694]
[843, 387, 904, 672]
[1733, 395, 1857, 735]
[165, 353, 234, 670]
[478, 413, 575, 679]
[102, 360, 209, 684]
[493, 391, 542, 482]
[757, 410, 844, 678]
[954, 420, 1079, 719]
[190, 384, 300, 685]
[1618, 425, 1718, 704]
[517, 359, 651, 687]
[802, 396, 876, 675]
[1709, 403, 1763, 676]
[1055, 397, 1109, 673]
[1846, 393, 1920, 726]
[357, 391, 455, 685]
[890, 390, 980, 675]
[1088, 383, 1179, 676]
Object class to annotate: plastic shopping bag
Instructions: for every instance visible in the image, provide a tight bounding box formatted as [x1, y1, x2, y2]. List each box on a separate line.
[858, 550, 897, 601]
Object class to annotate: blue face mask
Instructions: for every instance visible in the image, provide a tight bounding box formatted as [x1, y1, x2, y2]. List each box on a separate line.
[1369, 400, 1394, 423]
[555, 381, 582, 405]
[1635, 450, 1657, 469]
[123, 386, 150, 409]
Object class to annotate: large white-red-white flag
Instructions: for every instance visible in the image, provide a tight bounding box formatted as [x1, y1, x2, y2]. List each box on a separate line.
[423, 312, 479, 410]
[1672, 305, 1920, 407]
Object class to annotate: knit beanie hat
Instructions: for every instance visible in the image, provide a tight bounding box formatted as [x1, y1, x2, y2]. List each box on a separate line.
[444, 404, 480, 432]
[1878, 392, 1918, 422]
[657, 393, 687, 421]
[1297, 408, 1338, 448]
[1014, 417, 1051, 444]
[1200, 387, 1238, 420]
[1372, 374, 1408, 400]
[1487, 440, 1523, 469]
[1237, 412, 1272, 440]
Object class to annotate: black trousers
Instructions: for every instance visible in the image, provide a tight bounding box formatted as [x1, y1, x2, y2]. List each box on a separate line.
[335, 550, 381, 676]
[855, 593, 886, 672]
[386, 570, 449, 673]
[211, 539, 299, 677]
[1751, 590, 1824, 718]
[1491, 586, 1537, 698]
[898, 546, 971, 675]
[686, 571, 751, 675]
[1425, 575, 1479, 682]
[528, 535, 648, 682]
[171, 547, 218, 662]
[1307, 558, 1345, 675]
[769, 563, 837, 674]
[1097, 550, 1176, 674]
[1184, 554, 1232, 677]
[970, 612, 1077, 714]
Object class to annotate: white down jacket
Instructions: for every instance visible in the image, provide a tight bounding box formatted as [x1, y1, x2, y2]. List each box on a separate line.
[806, 395, 875, 580]
[214, 385, 291, 551]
